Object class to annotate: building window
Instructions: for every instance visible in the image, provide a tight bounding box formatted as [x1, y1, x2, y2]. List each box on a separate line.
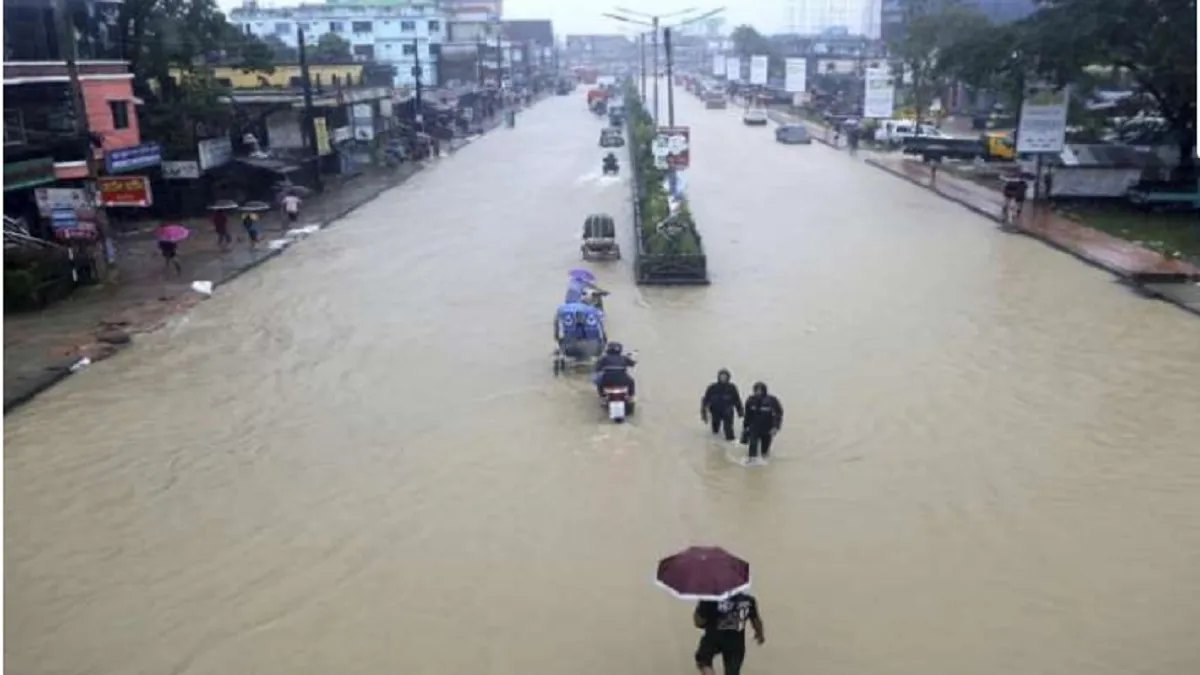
[353, 45, 375, 60]
[297, 22, 310, 31]
[275, 22, 290, 35]
[402, 43, 416, 55]
[289, 76, 304, 87]
[428, 20, 440, 32]
[108, 101, 129, 130]
[352, 21, 372, 33]
[400, 20, 415, 31]
[330, 21, 344, 32]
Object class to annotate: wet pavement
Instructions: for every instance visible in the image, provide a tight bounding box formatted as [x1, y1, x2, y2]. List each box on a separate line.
[5, 83, 1200, 675]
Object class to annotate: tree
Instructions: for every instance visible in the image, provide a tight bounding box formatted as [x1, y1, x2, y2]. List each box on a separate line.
[729, 25, 784, 80]
[313, 32, 353, 64]
[262, 35, 298, 63]
[113, 0, 274, 157]
[888, 0, 990, 126]
[1021, 0, 1197, 175]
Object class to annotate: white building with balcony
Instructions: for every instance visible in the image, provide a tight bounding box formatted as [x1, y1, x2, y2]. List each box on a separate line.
[230, 2, 447, 86]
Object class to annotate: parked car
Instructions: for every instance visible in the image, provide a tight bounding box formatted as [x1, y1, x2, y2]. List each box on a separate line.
[743, 108, 768, 126]
[705, 94, 728, 109]
[775, 124, 812, 144]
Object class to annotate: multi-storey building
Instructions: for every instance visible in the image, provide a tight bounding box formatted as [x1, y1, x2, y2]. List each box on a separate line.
[230, 2, 447, 86]
[4, 0, 146, 199]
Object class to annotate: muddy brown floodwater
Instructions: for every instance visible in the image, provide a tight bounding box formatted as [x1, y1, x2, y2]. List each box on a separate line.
[6, 86, 1200, 675]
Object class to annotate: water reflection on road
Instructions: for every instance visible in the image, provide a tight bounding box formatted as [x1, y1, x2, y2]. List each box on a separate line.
[5, 86, 1200, 675]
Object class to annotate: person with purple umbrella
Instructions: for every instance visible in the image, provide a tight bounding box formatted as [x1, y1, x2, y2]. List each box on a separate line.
[693, 593, 765, 675]
[565, 268, 608, 311]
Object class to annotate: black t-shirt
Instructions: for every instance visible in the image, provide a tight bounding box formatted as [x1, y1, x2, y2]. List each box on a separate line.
[697, 594, 759, 636]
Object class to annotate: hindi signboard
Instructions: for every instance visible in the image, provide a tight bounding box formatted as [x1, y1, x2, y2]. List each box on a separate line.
[749, 55, 769, 85]
[785, 58, 807, 93]
[862, 68, 895, 119]
[1016, 84, 1069, 153]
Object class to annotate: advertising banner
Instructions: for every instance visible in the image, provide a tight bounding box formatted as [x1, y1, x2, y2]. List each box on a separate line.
[712, 54, 725, 76]
[97, 175, 153, 207]
[1016, 84, 1070, 153]
[749, 55, 769, 85]
[862, 68, 895, 118]
[651, 126, 691, 170]
[785, 58, 807, 93]
[725, 56, 741, 81]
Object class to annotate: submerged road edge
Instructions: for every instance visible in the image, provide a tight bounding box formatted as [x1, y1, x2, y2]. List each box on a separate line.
[862, 157, 1200, 319]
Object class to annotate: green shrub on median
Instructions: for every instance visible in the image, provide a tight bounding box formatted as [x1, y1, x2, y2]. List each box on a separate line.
[622, 80, 703, 257]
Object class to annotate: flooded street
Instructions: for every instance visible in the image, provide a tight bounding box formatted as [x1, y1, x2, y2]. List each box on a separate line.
[6, 87, 1200, 675]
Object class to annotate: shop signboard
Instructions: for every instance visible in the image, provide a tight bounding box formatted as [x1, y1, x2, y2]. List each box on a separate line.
[162, 161, 201, 179]
[313, 117, 332, 156]
[4, 157, 57, 191]
[105, 142, 162, 173]
[34, 187, 90, 216]
[97, 175, 153, 207]
[197, 137, 233, 171]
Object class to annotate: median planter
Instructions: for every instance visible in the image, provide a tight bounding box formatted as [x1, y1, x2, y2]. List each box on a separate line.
[621, 79, 710, 285]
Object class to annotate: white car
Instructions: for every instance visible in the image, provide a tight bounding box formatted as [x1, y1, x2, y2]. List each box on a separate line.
[743, 109, 769, 126]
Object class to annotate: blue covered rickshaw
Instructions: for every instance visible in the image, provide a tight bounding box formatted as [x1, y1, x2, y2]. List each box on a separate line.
[553, 301, 607, 375]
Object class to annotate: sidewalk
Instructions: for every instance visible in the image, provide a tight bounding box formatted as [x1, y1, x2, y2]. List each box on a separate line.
[864, 155, 1200, 312]
[4, 163, 422, 413]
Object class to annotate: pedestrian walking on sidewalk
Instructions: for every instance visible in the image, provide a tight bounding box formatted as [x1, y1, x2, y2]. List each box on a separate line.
[281, 194, 302, 229]
[212, 211, 232, 250]
[702, 369, 744, 441]
[241, 212, 261, 249]
[741, 382, 783, 465]
[153, 222, 185, 276]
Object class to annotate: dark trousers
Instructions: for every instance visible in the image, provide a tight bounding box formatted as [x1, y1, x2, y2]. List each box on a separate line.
[695, 632, 746, 675]
[745, 429, 773, 459]
[709, 407, 736, 440]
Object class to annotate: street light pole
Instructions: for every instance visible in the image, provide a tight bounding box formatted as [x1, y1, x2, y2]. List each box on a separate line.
[412, 37, 424, 130]
[297, 27, 324, 191]
[639, 33, 647, 101]
[651, 16, 659, 123]
[664, 27, 676, 126]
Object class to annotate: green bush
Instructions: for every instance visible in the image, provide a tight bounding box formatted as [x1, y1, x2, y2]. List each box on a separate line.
[622, 80, 703, 257]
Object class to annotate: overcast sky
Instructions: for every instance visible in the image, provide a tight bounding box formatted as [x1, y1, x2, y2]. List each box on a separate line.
[221, 1, 788, 36]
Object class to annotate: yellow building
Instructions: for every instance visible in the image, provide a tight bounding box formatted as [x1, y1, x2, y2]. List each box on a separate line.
[170, 64, 368, 90]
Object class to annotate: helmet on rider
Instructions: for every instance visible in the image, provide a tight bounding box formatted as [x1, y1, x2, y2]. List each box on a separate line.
[606, 341, 623, 355]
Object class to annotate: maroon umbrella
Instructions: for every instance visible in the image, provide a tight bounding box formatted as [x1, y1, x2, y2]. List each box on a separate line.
[655, 546, 751, 601]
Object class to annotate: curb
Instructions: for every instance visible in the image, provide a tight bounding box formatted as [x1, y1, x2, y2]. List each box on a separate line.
[3, 359, 78, 414]
[863, 157, 1200, 318]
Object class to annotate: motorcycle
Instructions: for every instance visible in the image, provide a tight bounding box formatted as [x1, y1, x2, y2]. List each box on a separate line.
[597, 351, 637, 423]
[602, 160, 620, 176]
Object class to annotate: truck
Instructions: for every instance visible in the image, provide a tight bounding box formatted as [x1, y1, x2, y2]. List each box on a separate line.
[901, 135, 988, 162]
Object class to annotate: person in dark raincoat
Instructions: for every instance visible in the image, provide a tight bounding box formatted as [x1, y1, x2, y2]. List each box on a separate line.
[741, 382, 783, 465]
[701, 369, 743, 441]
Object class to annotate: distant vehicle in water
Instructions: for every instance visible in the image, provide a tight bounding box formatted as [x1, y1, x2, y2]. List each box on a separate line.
[775, 124, 812, 144]
[705, 94, 727, 109]
[743, 108, 768, 126]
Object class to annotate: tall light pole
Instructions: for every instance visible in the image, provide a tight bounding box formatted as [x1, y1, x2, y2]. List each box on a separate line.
[604, 7, 725, 126]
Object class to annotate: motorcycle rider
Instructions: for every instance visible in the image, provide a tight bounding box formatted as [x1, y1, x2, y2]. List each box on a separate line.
[603, 152, 620, 173]
[701, 369, 744, 441]
[594, 341, 636, 398]
[741, 382, 783, 465]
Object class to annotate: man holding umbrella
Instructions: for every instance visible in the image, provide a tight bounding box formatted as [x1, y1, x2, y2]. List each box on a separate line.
[656, 546, 766, 675]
